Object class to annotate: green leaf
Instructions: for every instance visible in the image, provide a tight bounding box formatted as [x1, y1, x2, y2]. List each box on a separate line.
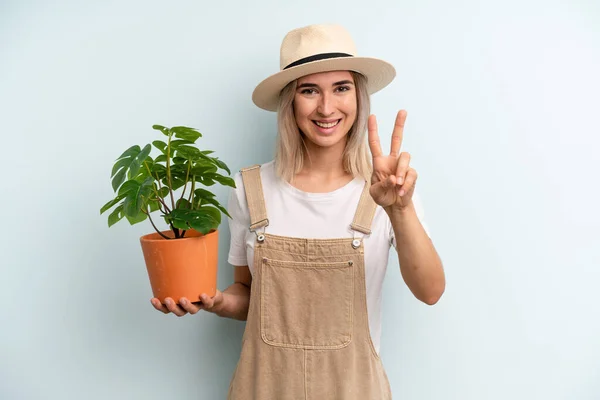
[188, 219, 214, 233]
[111, 145, 140, 191]
[175, 145, 200, 158]
[111, 157, 131, 179]
[197, 176, 216, 186]
[165, 208, 219, 234]
[152, 140, 167, 154]
[158, 186, 170, 198]
[126, 211, 148, 225]
[212, 157, 231, 175]
[108, 203, 124, 227]
[171, 126, 202, 142]
[100, 193, 126, 215]
[204, 173, 235, 188]
[110, 144, 152, 192]
[169, 169, 189, 182]
[152, 125, 170, 136]
[133, 169, 153, 183]
[199, 196, 231, 219]
[169, 176, 186, 191]
[122, 177, 154, 217]
[155, 154, 167, 163]
[170, 139, 195, 148]
[128, 144, 152, 179]
[140, 157, 154, 174]
[169, 163, 187, 173]
[197, 151, 216, 164]
[172, 156, 188, 164]
[198, 206, 222, 224]
[111, 169, 127, 193]
[175, 198, 192, 209]
[193, 188, 216, 199]
[191, 163, 217, 176]
[115, 145, 141, 162]
[118, 179, 140, 196]
[195, 152, 234, 176]
[148, 198, 161, 213]
[152, 164, 167, 180]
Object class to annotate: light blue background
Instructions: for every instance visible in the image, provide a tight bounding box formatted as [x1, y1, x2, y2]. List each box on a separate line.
[2, 1, 599, 399]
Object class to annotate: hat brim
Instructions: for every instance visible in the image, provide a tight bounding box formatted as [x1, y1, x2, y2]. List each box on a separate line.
[252, 57, 396, 111]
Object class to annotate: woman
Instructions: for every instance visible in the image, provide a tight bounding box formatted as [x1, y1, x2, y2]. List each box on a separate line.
[152, 23, 445, 399]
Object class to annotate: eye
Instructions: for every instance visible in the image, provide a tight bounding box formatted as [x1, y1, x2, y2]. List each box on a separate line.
[300, 88, 317, 95]
[336, 85, 351, 92]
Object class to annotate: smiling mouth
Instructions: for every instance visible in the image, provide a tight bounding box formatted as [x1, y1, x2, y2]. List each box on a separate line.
[313, 119, 341, 128]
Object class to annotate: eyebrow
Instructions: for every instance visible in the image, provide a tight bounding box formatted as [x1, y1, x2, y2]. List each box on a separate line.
[297, 80, 355, 89]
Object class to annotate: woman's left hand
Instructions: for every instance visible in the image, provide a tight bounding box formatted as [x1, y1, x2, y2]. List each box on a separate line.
[368, 110, 416, 210]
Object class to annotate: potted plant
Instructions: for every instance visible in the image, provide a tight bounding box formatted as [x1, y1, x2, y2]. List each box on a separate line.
[100, 124, 235, 305]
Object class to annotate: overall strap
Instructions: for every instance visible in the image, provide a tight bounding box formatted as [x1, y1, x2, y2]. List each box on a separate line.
[240, 165, 269, 232]
[350, 181, 378, 235]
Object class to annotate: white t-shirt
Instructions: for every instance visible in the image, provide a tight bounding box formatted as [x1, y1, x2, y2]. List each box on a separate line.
[227, 160, 430, 354]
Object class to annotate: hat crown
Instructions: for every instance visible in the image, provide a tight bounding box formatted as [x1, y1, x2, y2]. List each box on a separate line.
[279, 24, 358, 70]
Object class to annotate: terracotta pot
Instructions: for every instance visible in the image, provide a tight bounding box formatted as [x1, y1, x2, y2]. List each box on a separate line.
[139, 228, 218, 304]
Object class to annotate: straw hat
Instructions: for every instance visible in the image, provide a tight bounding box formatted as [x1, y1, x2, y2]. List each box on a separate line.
[252, 23, 396, 111]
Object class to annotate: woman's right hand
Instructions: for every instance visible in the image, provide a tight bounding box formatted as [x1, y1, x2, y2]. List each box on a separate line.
[150, 290, 224, 317]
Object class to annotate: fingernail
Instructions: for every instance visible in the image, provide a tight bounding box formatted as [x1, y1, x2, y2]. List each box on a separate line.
[397, 177, 403, 184]
[165, 299, 171, 306]
[399, 189, 405, 196]
[180, 299, 187, 305]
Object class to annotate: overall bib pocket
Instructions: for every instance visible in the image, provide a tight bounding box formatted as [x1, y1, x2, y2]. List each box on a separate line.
[260, 258, 354, 349]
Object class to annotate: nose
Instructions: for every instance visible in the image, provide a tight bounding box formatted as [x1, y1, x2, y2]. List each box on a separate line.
[317, 92, 334, 117]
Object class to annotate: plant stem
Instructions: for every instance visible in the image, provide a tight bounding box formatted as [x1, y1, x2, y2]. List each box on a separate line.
[169, 222, 180, 238]
[166, 131, 176, 211]
[144, 161, 171, 214]
[154, 174, 169, 213]
[188, 176, 195, 209]
[180, 159, 192, 203]
[142, 208, 170, 240]
[181, 173, 196, 239]
[156, 196, 171, 214]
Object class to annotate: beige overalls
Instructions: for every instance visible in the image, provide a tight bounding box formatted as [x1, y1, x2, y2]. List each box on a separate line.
[227, 165, 392, 400]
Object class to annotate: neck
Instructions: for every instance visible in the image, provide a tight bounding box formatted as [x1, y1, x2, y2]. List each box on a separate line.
[299, 137, 348, 180]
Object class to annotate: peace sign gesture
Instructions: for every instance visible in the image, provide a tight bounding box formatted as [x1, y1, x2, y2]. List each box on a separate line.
[368, 110, 417, 210]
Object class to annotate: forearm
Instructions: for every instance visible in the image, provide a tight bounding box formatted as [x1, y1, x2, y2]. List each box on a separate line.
[214, 283, 251, 320]
[385, 202, 445, 305]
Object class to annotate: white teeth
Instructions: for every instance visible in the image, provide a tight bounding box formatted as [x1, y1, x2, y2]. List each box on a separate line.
[315, 120, 339, 128]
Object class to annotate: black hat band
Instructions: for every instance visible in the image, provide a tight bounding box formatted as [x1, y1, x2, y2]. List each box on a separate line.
[283, 52, 353, 70]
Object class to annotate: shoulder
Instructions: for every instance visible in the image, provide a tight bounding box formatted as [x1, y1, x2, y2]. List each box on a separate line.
[230, 160, 278, 208]
[228, 160, 278, 226]
[232, 160, 277, 194]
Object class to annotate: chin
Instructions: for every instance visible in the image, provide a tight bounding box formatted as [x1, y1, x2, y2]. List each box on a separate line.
[305, 133, 347, 149]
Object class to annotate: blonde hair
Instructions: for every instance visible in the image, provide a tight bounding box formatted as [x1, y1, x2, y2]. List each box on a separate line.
[274, 71, 372, 183]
